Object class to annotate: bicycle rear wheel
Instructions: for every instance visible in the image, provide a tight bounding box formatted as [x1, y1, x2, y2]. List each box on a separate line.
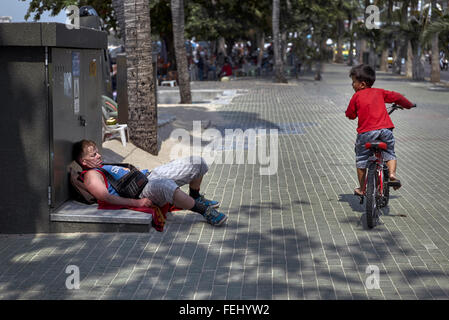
[366, 164, 378, 229]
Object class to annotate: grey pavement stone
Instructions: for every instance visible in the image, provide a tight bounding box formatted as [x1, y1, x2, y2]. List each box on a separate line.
[1, 64, 449, 300]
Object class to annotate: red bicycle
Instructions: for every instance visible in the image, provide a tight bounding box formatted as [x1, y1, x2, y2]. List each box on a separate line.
[356, 103, 416, 228]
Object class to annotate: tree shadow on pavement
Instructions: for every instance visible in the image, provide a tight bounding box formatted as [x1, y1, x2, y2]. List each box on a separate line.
[157, 105, 281, 154]
[0, 198, 448, 300]
[338, 193, 406, 230]
[339, 194, 364, 213]
[1, 67, 448, 300]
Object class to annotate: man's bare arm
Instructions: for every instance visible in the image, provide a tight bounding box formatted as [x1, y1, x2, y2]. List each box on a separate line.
[84, 170, 152, 207]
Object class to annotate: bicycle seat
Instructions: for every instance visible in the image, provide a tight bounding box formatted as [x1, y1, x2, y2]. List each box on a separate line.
[365, 141, 387, 151]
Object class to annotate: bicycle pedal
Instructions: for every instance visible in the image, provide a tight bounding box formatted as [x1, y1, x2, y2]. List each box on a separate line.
[388, 180, 401, 188]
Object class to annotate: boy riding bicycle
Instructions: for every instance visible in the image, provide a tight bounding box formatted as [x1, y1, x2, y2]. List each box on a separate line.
[345, 64, 415, 196]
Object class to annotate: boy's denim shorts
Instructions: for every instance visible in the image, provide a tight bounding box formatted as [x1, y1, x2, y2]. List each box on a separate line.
[355, 128, 396, 169]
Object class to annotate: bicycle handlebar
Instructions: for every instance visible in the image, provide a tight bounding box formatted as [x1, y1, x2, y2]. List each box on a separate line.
[388, 103, 417, 115]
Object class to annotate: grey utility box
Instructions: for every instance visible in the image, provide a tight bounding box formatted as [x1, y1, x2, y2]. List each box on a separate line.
[0, 23, 107, 233]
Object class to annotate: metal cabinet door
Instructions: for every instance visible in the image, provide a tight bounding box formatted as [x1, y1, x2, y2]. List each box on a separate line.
[50, 48, 103, 210]
[50, 48, 86, 209]
[80, 49, 102, 147]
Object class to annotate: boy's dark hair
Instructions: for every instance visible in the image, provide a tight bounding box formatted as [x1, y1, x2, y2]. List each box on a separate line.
[73, 140, 97, 165]
[349, 64, 376, 87]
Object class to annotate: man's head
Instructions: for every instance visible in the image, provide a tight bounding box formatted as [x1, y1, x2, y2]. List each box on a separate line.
[349, 64, 376, 92]
[73, 140, 103, 169]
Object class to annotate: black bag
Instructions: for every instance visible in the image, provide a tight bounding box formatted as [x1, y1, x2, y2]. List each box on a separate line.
[98, 163, 149, 199]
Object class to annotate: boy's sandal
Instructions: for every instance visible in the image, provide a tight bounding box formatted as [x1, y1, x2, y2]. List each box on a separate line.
[354, 188, 365, 196]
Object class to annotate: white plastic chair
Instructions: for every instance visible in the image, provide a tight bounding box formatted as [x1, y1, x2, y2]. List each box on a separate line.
[161, 80, 176, 87]
[102, 106, 129, 147]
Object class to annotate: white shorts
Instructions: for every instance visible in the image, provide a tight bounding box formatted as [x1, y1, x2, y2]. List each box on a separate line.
[139, 156, 208, 206]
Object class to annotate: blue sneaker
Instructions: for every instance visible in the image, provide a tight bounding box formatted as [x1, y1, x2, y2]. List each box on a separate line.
[195, 194, 219, 208]
[203, 207, 228, 226]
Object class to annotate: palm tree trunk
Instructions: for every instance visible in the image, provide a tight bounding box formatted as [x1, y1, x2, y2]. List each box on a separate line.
[380, 0, 393, 73]
[359, 39, 367, 64]
[368, 45, 377, 70]
[335, 37, 343, 63]
[256, 32, 265, 71]
[335, 19, 344, 63]
[348, 41, 354, 66]
[315, 61, 322, 80]
[398, 0, 409, 75]
[412, 45, 424, 81]
[315, 37, 325, 81]
[171, 0, 192, 103]
[430, 0, 440, 83]
[162, 35, 176, 71]
[380, 48, 388, 72]
[406, 40, 413, 78]
[218, 37, 226, 56]
[281, 31, 288, 64]
[284, 0, 292, 65]
[112, 0, 126, 44]
[348, 17, 354, 66]
[392, 44, 398, 73]
[393, 39, 403, 75]
[407, 0, 424, 81]
[272, 0, 287, 83]
[431, 33, 440, 82]
[124, 0, 158, 154]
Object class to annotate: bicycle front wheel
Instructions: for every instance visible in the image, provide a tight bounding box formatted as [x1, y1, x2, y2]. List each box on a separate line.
[366, 164, 378, 229]
[381, 166, 390, 207]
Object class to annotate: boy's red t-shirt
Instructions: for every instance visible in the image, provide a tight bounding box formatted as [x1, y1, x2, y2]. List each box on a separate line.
[345, 88, 413, 134]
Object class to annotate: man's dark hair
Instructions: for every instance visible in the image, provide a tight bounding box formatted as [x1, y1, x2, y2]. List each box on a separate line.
[73, 140, 97, 165]
[349, 64, 376, 87]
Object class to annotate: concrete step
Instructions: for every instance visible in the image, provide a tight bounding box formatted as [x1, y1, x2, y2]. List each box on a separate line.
[50, 201, 153, 233]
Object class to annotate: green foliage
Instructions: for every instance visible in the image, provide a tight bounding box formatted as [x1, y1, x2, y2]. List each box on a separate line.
[184, 0, 271, 42]
[150, 0, 172, 36]
[22, 0, 446, 64]
[423, 14, 449, 54]
[21, 0, 117, 31]
[288, 0, 348, 63]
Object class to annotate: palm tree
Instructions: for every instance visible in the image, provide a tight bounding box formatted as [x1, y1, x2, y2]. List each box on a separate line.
[293, 0, 336, 80]
[390, 0, 415, 75]
[430, 0, 440, 83]
[379, 0, 394, 72]
[423, 9, 449, 76]
[112, 0, 126, 43]
[423, 12, 449, 39]
[386, 0, 428, 80]
[345, 0, 361, 66]
[272, 0, 288, 83]
[171, 0, 192, 104]
[124, 0, 158, 154]
[334, 0, 348, 64]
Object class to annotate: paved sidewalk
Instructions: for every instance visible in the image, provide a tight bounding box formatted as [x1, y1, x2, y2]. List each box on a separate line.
[1, 64, 448, 300]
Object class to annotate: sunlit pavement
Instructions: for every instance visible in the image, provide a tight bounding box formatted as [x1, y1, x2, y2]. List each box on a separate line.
[1, 64, 448, 300]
